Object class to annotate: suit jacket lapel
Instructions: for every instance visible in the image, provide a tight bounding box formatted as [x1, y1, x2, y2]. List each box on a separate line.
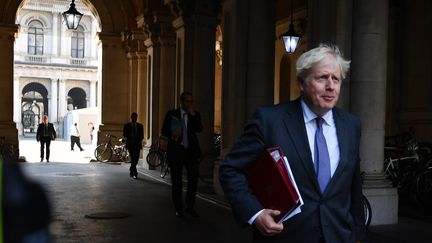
[322, 108, 348, 196]
[283, 99, 321, 192]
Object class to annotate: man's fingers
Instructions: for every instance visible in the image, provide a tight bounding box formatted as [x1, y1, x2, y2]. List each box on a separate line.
[269, 210, 281, 216]
[254, 209, 284, 236]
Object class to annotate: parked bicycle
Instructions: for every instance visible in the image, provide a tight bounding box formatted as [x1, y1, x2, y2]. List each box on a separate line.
[94, 134, 130, 162]
[414, 162, 432, 206]
[146, 136, 169, 178]
[384, 132, 432, 206]
[360, 172, 372, 230]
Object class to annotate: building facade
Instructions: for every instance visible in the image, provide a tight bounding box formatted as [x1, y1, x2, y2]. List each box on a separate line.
[14, 0, 99, 137]
[0, 0, 431, 226]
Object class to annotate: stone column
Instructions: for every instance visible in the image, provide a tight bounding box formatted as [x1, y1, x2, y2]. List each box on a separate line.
[90, 80, 97, 107]
[14, 77, 22, 135]
[52, 12, 59, 56]
[168, 0, 219, 156]
[136, 51, 149, 144]
[58, 79, 66, 119]
[0, 24, 18, 146]
[57, 79, 66, 138]
[216, 0, 275, 194]
[126, 51, 138, 115]
[308, 0, 353, 110]
[350, 0, 397, 225]
[144, 9, 176, 147]
[50, 78, 58, 124]
[221, 0, 275, 153]
[97, 32, 129, 144]
[171, 14, 194, 93]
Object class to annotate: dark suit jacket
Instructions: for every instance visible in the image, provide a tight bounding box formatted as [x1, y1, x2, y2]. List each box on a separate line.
[36, 123, 56, 141]
[123, 122, 144, 150]
[161, 108, 203, 160]
[219, 98, 365, 243]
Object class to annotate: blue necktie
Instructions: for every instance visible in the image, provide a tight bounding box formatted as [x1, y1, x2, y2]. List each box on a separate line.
[182, 113, 189, 148]
[314, 117, 331, 193]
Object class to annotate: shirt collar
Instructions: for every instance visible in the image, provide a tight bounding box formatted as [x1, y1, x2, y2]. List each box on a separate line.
[300, 99, 334, 127]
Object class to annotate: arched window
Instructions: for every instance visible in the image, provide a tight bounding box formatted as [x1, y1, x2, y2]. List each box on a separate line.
[28, 20, 44, 55]
[71, 26, 85, 58]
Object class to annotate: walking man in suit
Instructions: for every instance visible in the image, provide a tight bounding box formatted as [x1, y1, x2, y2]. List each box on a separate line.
[219, 44, 365, 243]
[161, 91, 203, 218]
[36, 115, 56, 162]
[123, 112, 144, 179]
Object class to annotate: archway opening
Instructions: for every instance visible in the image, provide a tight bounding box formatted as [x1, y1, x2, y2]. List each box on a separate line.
[67, 87, 87, 110]
[21, 82, 48, 135]
[14, 0, 102, 162]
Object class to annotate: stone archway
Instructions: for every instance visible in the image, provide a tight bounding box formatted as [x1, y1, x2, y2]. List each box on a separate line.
[0, 0, 139, 147]
[67, 87, 87, 110]
[21, 82, 48, 134]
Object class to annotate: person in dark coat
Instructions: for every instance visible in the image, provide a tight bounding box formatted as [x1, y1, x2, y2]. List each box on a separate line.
[161, 91, 203, 218]
[36, 115, 56, 162]
[123, 112, 144, 179]
[219, 44, 365, 243]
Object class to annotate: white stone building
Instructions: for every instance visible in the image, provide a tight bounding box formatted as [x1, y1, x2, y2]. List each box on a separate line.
[13, 0, 100, 137]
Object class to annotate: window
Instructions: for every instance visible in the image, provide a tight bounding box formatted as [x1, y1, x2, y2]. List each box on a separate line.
[71, 26, 85, 58]
[28, 20, 44, 55]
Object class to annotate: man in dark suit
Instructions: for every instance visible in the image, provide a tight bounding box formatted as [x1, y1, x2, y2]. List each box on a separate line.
[219, 44, 365, 243]
[36, 115, 56, 162]
[123, 112, 144, 179]
[161, 91, 203, 218]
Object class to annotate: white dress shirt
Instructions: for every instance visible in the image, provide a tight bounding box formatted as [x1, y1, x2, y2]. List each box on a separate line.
[301, 99, 340, 177]
[70, 125, 80, 137]
[248, 100, 340, 225]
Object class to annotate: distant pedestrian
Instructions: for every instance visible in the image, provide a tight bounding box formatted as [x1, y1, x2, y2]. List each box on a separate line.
[88, 122, 95, 143]
[36, 115, 56, 162]
[70, 123, 84, 151]
[123, 112, 144, 179]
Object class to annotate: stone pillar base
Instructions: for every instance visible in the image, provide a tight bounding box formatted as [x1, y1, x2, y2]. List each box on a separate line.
[97, 124, 124, 145]
[0, 122, 18, 147]
[213, 157, 224, 195]
[363, 173, 398, 225]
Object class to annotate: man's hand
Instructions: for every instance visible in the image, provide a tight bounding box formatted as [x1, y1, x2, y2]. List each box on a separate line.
[187, 107, 196, 116]
[172, 127, 182, 139]
[253, 209, 284, 236]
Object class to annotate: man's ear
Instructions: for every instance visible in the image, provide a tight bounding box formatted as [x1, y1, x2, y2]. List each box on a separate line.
[297, 78, 305, 92]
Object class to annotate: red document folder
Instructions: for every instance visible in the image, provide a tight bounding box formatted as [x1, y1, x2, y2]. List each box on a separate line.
[247, 147, 300, 223]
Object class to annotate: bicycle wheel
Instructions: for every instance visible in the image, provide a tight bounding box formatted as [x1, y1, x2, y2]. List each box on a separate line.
[415, 169, 432, 207]
[146, 150, 162, 167]
[160, 160, 169, 178]
[120, 148, 131, 162]
[94, 144, 113, 162]
[362, 195, 372, 229]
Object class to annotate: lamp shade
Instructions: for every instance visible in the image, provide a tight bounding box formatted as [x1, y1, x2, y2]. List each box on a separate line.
[282, 24, 301, 54]
[62, 0, 83, 30]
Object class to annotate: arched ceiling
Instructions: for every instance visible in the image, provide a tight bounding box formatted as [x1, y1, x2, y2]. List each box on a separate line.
[0, 0, 141, 33]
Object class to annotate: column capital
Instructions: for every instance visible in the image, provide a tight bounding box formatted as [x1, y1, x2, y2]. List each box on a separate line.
[51, 78, 58, 83]
[97, 32, 122, 49]
[143, 8, 176, 46]
[0, 24, 18, 41]
[122, 29, 148, 53]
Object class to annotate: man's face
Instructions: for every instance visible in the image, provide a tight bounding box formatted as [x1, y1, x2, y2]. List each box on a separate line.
[180, 95, 193, 111]
[131, 114, 137, 123]
[43, 117, 48, 124]
[299, 55, 341, 116]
